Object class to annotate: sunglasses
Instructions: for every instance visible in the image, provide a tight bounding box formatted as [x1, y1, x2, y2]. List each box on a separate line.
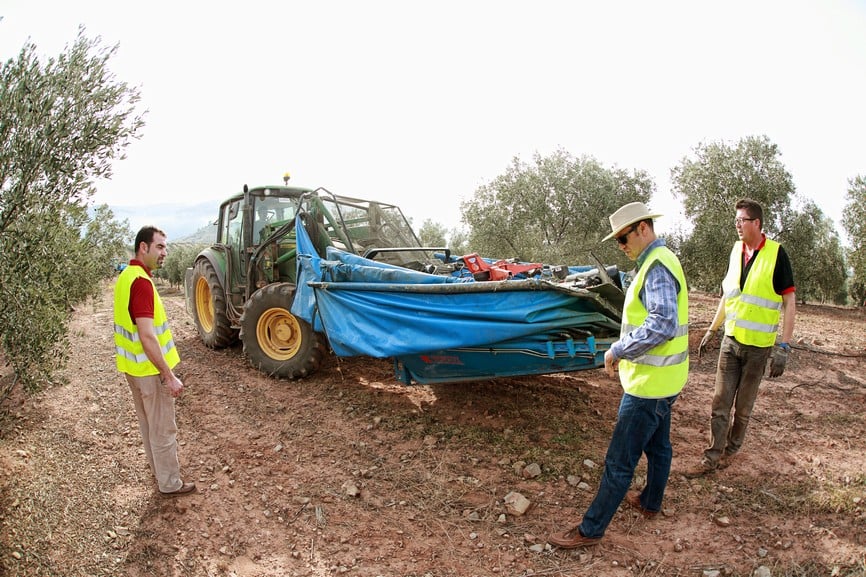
[616, 223, 640, 245]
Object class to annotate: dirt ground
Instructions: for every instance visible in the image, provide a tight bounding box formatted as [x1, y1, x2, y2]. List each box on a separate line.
[1, 282, 865, 577]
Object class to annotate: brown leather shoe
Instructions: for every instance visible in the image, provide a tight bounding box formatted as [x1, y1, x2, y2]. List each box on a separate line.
[624, 490, 658, 519]
[720, 448, 738, 468]
[548, 525, 602, 549]
[160, 482, 197, 497]
[683, 458, 717, 479]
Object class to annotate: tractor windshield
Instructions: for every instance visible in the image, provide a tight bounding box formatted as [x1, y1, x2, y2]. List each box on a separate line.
[315, 192, 437, 269]
[252, 193, 300, 244]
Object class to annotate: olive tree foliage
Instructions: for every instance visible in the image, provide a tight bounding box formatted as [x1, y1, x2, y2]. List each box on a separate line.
[418, 219, 471, 256]
[447, 227, 470, 257]
[0, 30, 144, 394]
[418, 219, 447, 248]
[159, 243, 205, 288]
[842, 175, 866, 306]
[460, 149, 654, 269]
[671, 136, 798, 291]
[46, 202, 132, 308]
[82, 203, 133, 281]
[781, 200, 847, 304]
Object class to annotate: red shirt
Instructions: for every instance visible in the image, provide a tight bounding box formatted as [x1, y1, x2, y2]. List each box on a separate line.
[127, 259, 155, 322]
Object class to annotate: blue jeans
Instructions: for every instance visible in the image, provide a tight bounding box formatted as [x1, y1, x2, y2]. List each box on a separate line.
[579, 393, 678, 538]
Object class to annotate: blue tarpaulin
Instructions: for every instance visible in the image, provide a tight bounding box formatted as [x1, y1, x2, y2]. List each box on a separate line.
[291, 216, 621, 359]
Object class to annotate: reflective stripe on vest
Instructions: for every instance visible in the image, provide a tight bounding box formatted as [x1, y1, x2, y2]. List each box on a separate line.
[617, 246, 689, 399]
[113, 265, 180, 376]
[722, 239, 782, 348]
[114, 324, 178, 365]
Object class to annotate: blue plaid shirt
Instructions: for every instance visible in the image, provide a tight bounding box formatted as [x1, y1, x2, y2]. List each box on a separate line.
[610, 239, 681, 361]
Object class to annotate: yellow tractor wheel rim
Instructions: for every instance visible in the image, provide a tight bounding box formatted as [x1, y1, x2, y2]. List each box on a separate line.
[256, 308, 302, 360]
[194, 276, 215, 333]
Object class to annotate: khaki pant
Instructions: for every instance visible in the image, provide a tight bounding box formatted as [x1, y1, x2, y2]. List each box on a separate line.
[125, 374, 183, 493]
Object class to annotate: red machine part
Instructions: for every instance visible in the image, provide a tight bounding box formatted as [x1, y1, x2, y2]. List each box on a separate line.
[462, 253, 542, 281]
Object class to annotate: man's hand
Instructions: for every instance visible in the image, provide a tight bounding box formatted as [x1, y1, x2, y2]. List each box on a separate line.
[698, 329, 716, 358]
[768, 343, 789, 378]
[604, 349, 618, 378]
[162, 374, 185, 398]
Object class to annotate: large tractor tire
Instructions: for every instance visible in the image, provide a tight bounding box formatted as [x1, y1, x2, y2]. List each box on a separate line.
[191, 259, 238, 348]
[239, 283, 326, 379]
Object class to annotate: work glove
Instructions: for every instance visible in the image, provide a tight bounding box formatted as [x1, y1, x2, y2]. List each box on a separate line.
[698, 329, 716, 359]
[768, 343, 789, 378]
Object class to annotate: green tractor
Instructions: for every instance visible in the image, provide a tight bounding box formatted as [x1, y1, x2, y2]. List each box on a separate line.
[184, 183, 447, 379]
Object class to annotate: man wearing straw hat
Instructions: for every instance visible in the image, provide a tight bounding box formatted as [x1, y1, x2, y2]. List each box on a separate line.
[548, 201, 689, 549]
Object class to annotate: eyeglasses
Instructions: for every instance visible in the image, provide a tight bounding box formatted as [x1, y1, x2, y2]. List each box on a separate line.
[616, 223, 640, 245]
[734, 217, 756, 226]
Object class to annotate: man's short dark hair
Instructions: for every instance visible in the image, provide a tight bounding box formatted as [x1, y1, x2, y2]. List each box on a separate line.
[735, 198, 764, 226]
[134, 226, 166, 253]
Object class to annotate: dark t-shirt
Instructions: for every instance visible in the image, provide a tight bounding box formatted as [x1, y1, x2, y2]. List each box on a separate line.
[740, 241, 795, 295]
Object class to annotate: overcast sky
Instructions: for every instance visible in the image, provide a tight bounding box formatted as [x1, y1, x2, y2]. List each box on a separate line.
[2, 1, 865, 241]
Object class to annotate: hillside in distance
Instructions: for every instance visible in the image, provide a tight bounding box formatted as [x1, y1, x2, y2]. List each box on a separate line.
[110, 200, 219, 242]
[174, 222, 217, 245]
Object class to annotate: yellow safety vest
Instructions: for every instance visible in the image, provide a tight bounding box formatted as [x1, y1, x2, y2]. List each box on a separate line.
[722, 239, 782, 348]
[114, 265, 180, 376]
[618, 246, 689, 398]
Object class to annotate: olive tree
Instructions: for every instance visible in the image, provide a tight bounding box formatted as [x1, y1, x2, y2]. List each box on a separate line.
[418, 219, 470, 257]
[160, 243, 205, 289]
[842, 175, 866, 306]
[418, 219, 447, 248]
[446, 227, 470, 257]
[460, 148, 654, 269]
[0, 29, 144, 393]
[77, 204, 133, 293]
[671, 136, 797, 291]
[780, 200, 847, 304]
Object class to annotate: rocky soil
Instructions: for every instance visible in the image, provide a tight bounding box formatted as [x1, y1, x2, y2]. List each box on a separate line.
[1, 283, 865, 577]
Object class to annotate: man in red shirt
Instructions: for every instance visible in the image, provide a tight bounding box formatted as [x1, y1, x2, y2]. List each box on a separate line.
[687, 198, 796, 477]
[113, 226, 195, 496]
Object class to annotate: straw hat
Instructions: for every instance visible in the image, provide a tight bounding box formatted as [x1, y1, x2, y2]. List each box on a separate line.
[602, 202, 663, 242]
